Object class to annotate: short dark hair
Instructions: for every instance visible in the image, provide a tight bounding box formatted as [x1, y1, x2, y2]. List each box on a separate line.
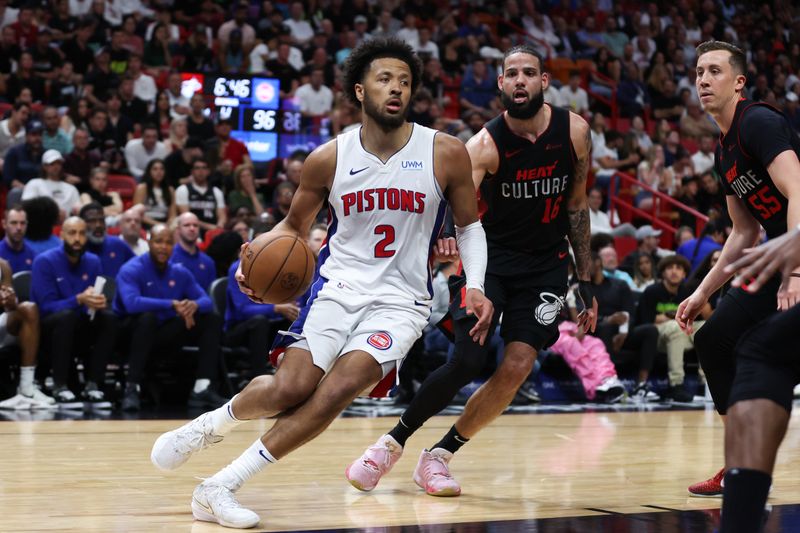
[79, 202, 104, 219]
[502, 44, 545, 72]
[657, 254, 691, 276]
[141, 122, 159, 134]
[5, 204, 25, 219]
[22, 197, 59, 240]
[342, 37, 422, 106]
[696, 40, 747, 76]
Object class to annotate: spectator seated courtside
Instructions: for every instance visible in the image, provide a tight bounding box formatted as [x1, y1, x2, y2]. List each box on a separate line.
[0, 205, 37, 273]
[80, 202, 135, 278]
[31, 217, 118, 409]
[114, 224, 227, 412]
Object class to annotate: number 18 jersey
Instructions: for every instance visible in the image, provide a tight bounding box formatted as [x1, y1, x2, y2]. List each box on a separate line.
[319, 124, 447, 303]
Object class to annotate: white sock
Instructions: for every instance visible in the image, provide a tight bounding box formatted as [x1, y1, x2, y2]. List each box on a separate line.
[209, 438, 276, 492]
[193, 378, 211, 393]
[19, 366, 35, 396]
[209, 395, 245, 436]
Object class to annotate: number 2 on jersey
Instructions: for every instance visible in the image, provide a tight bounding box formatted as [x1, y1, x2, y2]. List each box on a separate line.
[374, 225, 396, 257]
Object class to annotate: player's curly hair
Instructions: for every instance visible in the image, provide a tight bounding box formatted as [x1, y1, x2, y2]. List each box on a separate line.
[342, 37, 422, 106]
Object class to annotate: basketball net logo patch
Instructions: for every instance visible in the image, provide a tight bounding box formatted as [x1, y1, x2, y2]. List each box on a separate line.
[534, 292, 564, 325]
[367, 332, 393, 350]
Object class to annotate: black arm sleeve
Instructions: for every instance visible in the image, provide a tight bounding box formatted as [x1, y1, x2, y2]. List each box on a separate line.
[440, 206, 455, 238]
[740, 106, 796, 167]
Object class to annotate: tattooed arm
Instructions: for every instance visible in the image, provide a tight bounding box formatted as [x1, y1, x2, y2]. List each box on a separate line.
[567, 112, 598, 333]
[567, 113, 593, 282]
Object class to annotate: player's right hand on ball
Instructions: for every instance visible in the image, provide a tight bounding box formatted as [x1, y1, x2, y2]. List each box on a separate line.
[465, 288, 494, 345]
[236, 243, 265, 304]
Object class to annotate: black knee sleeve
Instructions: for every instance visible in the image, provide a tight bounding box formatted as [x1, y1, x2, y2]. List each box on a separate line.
[694, 315, 738, 414]
[398, 317, 491, 430]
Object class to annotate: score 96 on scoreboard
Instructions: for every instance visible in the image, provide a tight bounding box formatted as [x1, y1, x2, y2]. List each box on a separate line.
[181, 74, 303, 162]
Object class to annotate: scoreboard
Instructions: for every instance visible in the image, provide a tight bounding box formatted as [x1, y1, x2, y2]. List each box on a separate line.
[180, 73, 325, 162]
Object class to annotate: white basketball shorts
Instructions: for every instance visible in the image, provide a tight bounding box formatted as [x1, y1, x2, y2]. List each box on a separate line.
[280, 280, 430, 378]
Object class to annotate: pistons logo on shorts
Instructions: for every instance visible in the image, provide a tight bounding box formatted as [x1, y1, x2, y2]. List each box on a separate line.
[367, 332, 393, 350]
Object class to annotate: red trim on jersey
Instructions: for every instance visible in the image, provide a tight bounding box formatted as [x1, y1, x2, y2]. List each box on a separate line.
[476, 190, 489, 220]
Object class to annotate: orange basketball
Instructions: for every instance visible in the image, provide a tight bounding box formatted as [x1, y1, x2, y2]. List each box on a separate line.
[241, 232, 316, 304]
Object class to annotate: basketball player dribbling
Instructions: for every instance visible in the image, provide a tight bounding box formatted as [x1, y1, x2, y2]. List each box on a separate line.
[347, 44, 598, 497]
[676, 40, 800, 499]
[149, 38, 494, 529]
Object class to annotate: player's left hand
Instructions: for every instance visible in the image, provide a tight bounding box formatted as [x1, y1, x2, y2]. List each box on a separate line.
[465, 288, 494, 345]
[433, 237, 459, 263]
[576, 281, 598, 333]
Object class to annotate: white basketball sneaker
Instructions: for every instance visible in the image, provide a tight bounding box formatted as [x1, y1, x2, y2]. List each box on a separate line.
[151, 412, 223, 470]
[192, 481, 260, 529]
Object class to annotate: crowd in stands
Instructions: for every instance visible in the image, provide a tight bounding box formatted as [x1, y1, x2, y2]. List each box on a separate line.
[0, 0, 796, 411]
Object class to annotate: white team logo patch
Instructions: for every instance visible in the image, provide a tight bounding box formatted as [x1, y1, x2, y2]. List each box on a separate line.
[367, 332, 393, 350]
[534, 292, 565, 326]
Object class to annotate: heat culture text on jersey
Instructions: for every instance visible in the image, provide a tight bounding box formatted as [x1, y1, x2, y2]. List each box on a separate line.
[480, 105, 575, 254]
[341, 188, 426, 216]
[724, 160, 777, 205]
[505, 160, 569, 199]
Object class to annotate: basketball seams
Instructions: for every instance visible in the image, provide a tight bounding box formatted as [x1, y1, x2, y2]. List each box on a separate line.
[258, 235, 299, 300]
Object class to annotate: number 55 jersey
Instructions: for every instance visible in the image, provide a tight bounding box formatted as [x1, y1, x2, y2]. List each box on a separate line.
[715, 99, 794, 239]
[321, 124, 447, 304]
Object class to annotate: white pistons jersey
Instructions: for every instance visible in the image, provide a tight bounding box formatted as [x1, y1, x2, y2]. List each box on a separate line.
[319, 124, 447, 303]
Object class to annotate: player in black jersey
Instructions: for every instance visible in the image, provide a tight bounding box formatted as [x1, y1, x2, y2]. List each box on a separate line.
[715, 227, 800, 532]
[346, 44, 598, 497]
[676, 40, 800, 501]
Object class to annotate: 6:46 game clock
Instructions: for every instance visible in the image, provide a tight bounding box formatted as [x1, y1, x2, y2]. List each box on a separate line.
[201, 75, 283, 162]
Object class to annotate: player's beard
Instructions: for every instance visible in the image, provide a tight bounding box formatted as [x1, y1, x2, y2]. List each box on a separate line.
[502, 88, 544, 119]
[64, 241, 85, 259]
[362, 91, 408, 129]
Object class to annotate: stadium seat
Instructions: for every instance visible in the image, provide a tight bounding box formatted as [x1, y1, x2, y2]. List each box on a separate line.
[209, 277, 228, 316]
[11, 270, 31, 302]
[107, 174, 138, 210]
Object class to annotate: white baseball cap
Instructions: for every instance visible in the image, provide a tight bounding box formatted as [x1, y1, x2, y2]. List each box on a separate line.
[42, 149, 64, 165]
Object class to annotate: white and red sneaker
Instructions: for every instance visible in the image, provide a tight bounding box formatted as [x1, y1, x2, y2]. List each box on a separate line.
[345, 434, 403, 491]
[688, 467, 724, 497]
[412, 448, 461, 497]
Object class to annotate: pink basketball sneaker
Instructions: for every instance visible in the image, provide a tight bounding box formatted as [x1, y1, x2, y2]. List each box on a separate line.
[412, 448, 461, 497]
[346, 434, 403, 491]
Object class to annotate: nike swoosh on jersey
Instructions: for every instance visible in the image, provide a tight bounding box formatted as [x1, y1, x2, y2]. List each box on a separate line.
[505, 148, 524, 158]
[349, 166, 369, 175]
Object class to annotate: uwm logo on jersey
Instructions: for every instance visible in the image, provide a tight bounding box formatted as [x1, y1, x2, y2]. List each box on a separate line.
[401, 160, 423, 170]
[341, 188, 427, 217]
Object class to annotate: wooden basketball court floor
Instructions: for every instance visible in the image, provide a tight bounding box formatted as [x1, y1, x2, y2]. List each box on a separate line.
[3, 407, 800, 532]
